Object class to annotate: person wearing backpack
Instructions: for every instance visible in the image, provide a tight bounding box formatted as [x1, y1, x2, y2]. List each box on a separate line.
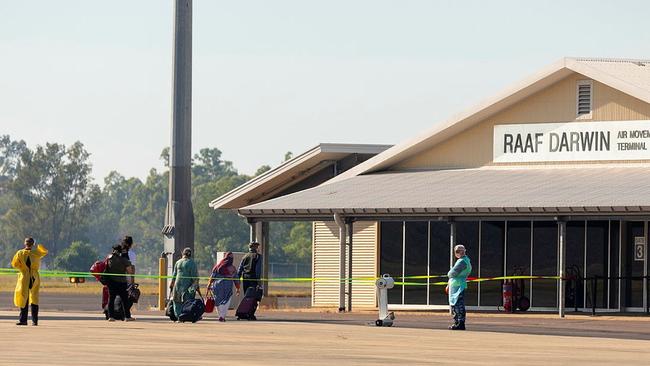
[237, 242, 262, 294]
[105, 244, 135, 322]
[12, 237, 48, 326]
[169, 247, 199, 321]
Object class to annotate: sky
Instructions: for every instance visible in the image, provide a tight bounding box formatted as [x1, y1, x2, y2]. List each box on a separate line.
[2, 0, 650, 183]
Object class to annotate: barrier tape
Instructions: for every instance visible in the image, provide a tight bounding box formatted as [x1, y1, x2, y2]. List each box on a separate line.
[0, 267, 560, 286]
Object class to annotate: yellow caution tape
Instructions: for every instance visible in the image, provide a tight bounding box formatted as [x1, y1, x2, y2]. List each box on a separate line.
[0, 268, 560, 286]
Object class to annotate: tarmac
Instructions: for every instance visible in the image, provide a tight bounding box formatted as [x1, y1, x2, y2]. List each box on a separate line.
[1, 308, 649, 365]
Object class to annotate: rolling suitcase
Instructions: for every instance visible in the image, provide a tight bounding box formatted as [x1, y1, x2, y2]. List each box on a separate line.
[236, 286, 263, 320]
[178, 289, 205, 323]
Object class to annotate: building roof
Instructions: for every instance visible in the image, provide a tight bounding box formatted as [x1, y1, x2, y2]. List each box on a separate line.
[239, 165, 650, 219]
[209, 143, 391, 209]
[328, 57, 650, 183]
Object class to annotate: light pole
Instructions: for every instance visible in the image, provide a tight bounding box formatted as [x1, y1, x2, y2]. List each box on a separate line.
[163, 0, 194, 276]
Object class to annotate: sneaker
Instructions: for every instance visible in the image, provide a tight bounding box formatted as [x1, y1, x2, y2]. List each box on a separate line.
[108, 318, 116, 322]
[218, 317, 225, 322]
[125, 317, 136, 322]
[449, 322, 465, 330]
[16, 321, 27, 326]
[32, 322, 38, 326]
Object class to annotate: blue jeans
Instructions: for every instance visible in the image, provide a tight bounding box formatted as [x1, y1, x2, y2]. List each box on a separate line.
[451, 290, 466, 323]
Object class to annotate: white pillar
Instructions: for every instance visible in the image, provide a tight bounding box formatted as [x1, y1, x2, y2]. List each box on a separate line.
[334, 213, 346, 312]
[347, 221, 353, 312]
[449, 220, 457, 266]
[558, 220, 566, 318]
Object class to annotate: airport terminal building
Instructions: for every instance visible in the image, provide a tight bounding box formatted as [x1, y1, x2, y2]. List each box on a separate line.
[212, 58, 650, 313]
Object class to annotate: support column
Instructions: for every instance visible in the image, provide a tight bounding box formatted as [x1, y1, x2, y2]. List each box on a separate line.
[347, 220, 354, 312]
[449, 219, 457, 266]
[249, 221, 258, 243]
[261, 221, 270, 297]
[558, 220, 567, 318]
[334, 213, 346, 312]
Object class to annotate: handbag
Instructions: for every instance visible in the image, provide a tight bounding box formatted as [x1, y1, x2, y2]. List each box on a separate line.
[204, 288, 215, 313]
[165, 289, 177, 321]
[128, 283, 141, 303]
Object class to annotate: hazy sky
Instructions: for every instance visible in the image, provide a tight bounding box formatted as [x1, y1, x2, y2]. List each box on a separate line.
[2, 0, 650, 183]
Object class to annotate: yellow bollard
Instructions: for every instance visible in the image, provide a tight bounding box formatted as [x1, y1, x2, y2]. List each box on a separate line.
[158, 255, 167, 311]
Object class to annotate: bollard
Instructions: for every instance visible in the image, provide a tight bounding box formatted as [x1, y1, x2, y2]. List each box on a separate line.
[158, 253, 168, 311]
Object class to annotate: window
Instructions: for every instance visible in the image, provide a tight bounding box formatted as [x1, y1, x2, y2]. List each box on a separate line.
[429, 222, 451, 305]
[404, 222, 428, 304]
[576, 80, 593, 118]
[380, 222, 404, 304]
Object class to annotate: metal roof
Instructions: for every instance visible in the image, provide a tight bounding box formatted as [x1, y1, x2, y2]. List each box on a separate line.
[329, 57, 650, 183]
[209, 143, 391, 209]
[239, 165, 650, 219]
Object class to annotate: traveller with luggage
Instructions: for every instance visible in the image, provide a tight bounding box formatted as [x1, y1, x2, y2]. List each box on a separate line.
[105, 244, 136, 322]
[207, 251, 241, 322]
[169, 247, 200, 322]
[237, 242, 262, 294]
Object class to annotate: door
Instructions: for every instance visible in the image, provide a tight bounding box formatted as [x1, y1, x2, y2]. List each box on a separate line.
[621, 221, 647, 310]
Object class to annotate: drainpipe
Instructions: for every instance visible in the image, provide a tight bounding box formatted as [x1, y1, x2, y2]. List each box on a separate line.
[558, 219, 567, 318]
[334, 212, 346, 312]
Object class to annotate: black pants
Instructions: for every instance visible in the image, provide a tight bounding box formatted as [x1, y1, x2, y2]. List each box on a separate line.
[107, 281, 131, 319]
[242, 276, 259, 294]
[19, 299, 38, 325]
[451, 290, 466, 324]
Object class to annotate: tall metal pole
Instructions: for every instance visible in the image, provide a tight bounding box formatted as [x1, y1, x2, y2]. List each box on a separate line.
[164, 0, 194, 273]
[558, 220, 566, 318]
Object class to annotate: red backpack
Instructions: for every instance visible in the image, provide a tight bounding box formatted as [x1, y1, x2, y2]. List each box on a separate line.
[90, 256, 110, 285]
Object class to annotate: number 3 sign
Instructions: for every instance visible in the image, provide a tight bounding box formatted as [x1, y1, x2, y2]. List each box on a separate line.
[634, 237, 646, 261]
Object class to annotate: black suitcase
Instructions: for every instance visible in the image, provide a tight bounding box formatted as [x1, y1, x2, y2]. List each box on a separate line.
[178, 298, 205, 323]
[236, 286, 263, 320]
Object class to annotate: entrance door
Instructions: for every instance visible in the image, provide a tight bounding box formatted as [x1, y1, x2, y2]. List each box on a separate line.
[621, 221, 647, 310]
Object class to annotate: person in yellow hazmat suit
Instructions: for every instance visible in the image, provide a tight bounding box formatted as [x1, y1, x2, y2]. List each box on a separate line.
[12, 237, 48, 326]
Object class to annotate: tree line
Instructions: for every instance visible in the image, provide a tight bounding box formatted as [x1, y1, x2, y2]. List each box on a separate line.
[0, 135, 311, 274]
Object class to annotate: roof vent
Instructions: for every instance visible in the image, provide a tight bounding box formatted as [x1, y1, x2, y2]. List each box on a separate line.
[576, 80, 592, 118]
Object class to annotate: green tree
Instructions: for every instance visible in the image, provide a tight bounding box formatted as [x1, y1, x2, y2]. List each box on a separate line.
[52, 241, 99, 272]
[4, 141, 98, 257]
[283, 222, 312, 261]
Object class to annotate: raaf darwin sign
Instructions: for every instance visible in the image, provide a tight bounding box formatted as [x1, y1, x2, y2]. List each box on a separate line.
[493, 120, 650, 163]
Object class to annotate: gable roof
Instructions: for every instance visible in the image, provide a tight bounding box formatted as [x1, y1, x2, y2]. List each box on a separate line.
[209, 143, 391, 209]
[328, 57, 650, 183]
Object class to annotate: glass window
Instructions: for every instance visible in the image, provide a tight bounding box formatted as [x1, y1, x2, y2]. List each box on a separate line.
[404, 222, 428, 305]
[456, 221, 479, 306]
[380, 221, 403, 304]
[586, 221, 609, 308]
[566, 221, 586, 309]
[429, 221, 450, 305]
[623, 221, 644, 308]
[506, 221, 532, 302]
[480, 221, 505, 307]
[532, 221, 558, 307]
[609, 221, 619, 309]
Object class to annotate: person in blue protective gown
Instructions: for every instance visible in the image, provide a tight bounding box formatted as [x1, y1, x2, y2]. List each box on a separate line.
[447, 244, 472, 330]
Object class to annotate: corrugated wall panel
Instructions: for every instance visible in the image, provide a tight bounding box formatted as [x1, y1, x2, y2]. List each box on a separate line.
[395, 73, 650, 170]
[312, 221, 378, 308]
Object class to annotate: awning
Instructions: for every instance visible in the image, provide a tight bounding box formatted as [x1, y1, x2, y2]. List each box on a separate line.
[238, 166, 650, 219]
